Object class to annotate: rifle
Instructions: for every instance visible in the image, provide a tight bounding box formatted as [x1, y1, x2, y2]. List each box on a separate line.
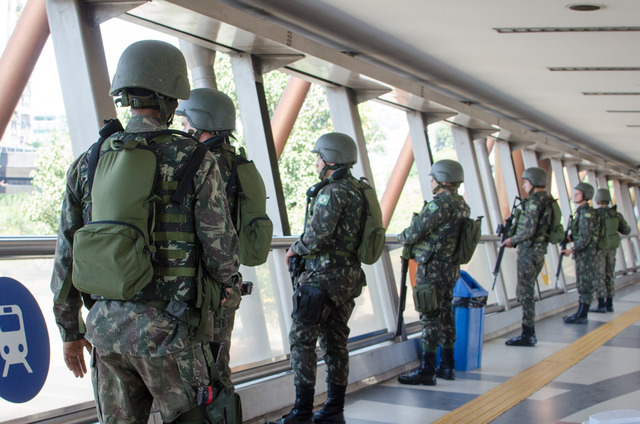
[554, 215, 573, 289]
[492, 196, 522, 291]
[288, 254, 303, 288]
[394, 247, 411, 337]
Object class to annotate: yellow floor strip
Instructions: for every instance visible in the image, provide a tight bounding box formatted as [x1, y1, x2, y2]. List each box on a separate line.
[432, 305, 640, 424]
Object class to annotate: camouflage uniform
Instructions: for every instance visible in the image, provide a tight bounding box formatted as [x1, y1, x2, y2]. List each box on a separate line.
[203, 136, 243, 381]
[595, 206, 631, 299]
[397, 190, 470, 352]
[51, 115, 239, 423]
[571, 204, 604, 304]
[509, 192, 553, 328]
[288, 173, 366, 388]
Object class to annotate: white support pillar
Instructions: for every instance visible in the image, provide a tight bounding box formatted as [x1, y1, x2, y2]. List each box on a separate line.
[613, 180, 639, 267]
[473, 139, 501, 233]
[520, 149, 539, 169]
[230, 52, 289, 236]
[496, 140, 520, 207]
[406, 111, 433, 202]
[452, 127, 507, 306]
[179, 40, 217, 89]
[550, 158, 573, 291]
[596, 173, 608, 189]
[585, 170, 597, 187]
[324, 85, 397, 333]
[565, 164, 581, 193]
[230, 52, 293, 344]
[325, 86, 374, 184]
[46, 0, 115, 157]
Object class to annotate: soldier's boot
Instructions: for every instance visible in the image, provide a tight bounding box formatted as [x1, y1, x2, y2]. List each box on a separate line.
[605, 297, 614, 313]
[563, 303, 589, 325]
[312, 383, 346, 424]
[590, 298, 607, 313]
[397, 352, 437, 386]
[266, 386, 314, 424]
[436, 347, 455, 380]
[505, 324, 537, 346]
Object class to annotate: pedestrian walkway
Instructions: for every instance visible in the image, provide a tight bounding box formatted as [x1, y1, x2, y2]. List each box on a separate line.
[343, 283, 640, 424]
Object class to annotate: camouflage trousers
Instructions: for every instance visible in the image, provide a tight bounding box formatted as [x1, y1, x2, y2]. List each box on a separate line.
[416, 258, 459, 352]
[516, 245, 546, 327]
[594, 249, 617, 298]
[210, 283, 242, 382]
[289, 296, 356, 388]
[91, 342, 211, 423]
[575, 247, 605, 305]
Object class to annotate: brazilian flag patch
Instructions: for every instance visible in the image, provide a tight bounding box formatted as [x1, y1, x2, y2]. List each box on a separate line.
[528, 203, 538, 211]
[427, 201, 438, 212]
[317, 194, 330, 205]
[584, 212, 592, 218]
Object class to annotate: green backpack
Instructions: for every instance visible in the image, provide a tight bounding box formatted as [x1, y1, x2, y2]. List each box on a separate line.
[72, 125, 210, 301]
[355, 178, 386, 265]
[597, 206, 621, 250]
[547, 198, 565, 244]
[231, 152, 273, 266]
[455, 216, 483, 264]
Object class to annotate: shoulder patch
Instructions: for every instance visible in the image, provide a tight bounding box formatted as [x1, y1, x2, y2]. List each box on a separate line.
[316, 194, 330, 206]
[427, 201, 438, 212]
[528, 203, 538, 211]
[584, 212, 592, 218]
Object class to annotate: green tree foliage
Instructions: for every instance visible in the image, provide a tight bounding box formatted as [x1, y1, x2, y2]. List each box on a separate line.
[26, 132, 74, 234]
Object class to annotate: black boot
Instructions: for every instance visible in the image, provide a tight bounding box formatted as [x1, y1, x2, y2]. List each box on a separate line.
[605, 297, 614, 312]
[266, 386, 314, 424]
[590, 298, 607, 313]
[313, 383, 346, 424]
[505, 324, 537, 346]
[563, 303, 589, 324]
[436, 348, 455, 380]
[397, 352, 437, 386]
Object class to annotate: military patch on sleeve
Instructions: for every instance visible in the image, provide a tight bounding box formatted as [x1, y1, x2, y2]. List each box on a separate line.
[584, 212, 592, 218]
[427, 201, 438, 212]
[528, 203, 538, 211]
[317, 194, 330, 206]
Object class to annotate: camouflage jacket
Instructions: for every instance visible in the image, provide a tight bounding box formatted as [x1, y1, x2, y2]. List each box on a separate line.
[398, 189, 470, 263]
[290, 172, 366, 302]
[203, 135, 239, 228]
[571, 203, 601, 253]
[50, 115, 239, 356]
[511, 191, 553, 248]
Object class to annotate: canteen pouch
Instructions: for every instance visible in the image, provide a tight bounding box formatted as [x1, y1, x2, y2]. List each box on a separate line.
[413, 283, 438, 313]
[292, 284, 327, 325]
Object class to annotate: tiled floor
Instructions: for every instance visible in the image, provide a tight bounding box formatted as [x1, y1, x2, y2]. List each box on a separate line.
[343, 284, 640, 424]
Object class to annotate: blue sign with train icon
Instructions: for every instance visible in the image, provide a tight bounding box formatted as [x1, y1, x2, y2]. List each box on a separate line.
[0, 277, 50, 403]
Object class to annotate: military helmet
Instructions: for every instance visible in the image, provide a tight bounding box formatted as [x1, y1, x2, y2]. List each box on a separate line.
[575, 182, 595, 200]
[175, 88, 236, 132]
[311, 132, 358, 164]
[110, 40, 190, 100]
[595, 188, 612, 203]
[521, 167, 547, 188]
[430, 159, 464, 184]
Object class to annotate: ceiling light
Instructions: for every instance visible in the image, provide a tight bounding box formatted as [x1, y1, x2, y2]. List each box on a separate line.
[549, 67, 640, 71]
[582, 92, 640, 96]
[567, 4, 603, 11]
[494, 26, 640, 33]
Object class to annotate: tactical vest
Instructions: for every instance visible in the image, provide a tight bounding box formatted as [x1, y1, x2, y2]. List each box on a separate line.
[302, 176, 364, 270]
[411, 193, 470, 263]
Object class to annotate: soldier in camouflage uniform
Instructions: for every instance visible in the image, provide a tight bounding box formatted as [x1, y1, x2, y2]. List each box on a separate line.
[269, 133, 366, 424]
[501, 167, 555, 347]
[50, 41, 239, 423]
[396, 159, 470, 385]
[591, 188, 631, 313]
[177, 88, 264, 383]
[561, 182, 603, 324]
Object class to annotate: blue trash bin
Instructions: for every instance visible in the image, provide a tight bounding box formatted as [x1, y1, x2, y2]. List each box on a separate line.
[451, 270, 488, 371]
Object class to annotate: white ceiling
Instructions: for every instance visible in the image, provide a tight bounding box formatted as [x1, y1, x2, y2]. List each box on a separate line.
[116, 0, 640, 175]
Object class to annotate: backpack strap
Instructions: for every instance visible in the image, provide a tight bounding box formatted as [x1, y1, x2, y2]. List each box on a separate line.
[171, 143, 209, 204]
[86, 119, 125, 193]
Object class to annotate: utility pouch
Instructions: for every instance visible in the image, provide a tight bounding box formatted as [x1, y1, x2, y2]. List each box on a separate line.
[199, 385, 242, 424]
[413, 283, 438, 313]
[291, 285, 327, 325]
